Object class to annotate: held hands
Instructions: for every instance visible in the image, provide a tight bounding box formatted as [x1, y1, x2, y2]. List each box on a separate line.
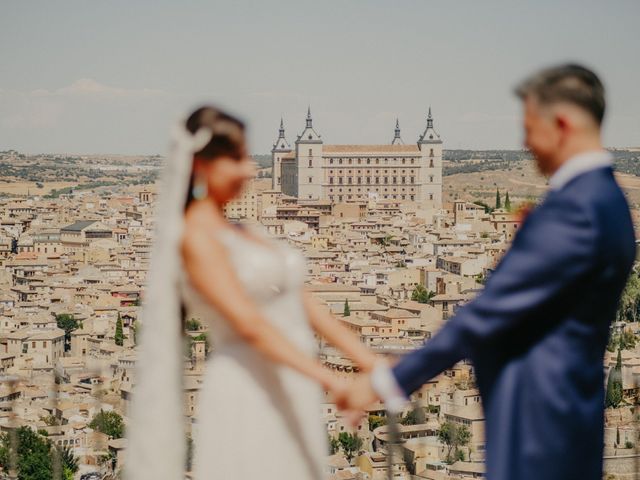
[328, 373, 380, 427]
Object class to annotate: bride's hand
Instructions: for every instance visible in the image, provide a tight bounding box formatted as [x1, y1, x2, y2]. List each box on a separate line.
[321, 373, 349, 407]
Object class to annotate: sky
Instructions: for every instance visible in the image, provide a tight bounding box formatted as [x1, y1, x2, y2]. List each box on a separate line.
[1, 0, 639, 155]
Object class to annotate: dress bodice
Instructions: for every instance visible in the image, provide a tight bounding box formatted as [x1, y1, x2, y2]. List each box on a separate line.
[179, 223, 312, 350]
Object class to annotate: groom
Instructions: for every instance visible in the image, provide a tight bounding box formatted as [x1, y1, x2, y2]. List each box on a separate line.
[338, 64, 636, 480]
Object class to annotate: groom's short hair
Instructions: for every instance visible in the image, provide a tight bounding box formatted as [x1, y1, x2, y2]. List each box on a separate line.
[515, 63, 606, 125]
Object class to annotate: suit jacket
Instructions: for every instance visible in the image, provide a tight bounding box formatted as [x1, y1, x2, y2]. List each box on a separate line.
[392, 166, 636, 480]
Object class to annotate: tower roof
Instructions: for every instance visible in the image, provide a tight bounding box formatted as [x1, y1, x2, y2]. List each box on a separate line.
[418, 107, 442, 144]
[272, 117, 291, 152]
[296, 106, 322, 144]
[391, 118, 404, 145]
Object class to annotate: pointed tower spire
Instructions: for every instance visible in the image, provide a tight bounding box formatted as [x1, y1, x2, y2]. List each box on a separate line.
[306, 105, 313, 128]
[391, 118, 404, 145]
[418, 106, 441, 145]
[272, 117, 291, 152]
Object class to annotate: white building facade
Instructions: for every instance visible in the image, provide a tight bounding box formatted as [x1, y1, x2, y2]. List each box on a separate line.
[272, 108, 443, 207]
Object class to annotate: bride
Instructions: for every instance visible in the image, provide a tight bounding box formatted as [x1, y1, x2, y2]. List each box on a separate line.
[126, 105, 377, 479]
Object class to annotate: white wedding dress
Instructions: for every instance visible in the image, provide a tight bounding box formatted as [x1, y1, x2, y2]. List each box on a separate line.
[178, 223, 327, 479]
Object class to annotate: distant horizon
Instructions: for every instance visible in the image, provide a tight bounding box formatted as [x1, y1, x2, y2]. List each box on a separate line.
[3, 145, 639, 159]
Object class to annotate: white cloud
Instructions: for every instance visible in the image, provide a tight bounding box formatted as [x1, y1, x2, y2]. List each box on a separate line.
[27, 78, 166, 98]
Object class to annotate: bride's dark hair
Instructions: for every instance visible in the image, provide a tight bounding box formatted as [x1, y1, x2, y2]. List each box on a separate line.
[180, 105, 246, 334]
[183, 105, 246, 211]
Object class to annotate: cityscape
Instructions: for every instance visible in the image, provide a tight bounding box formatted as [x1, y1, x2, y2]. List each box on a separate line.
[0, 108, 639, 478]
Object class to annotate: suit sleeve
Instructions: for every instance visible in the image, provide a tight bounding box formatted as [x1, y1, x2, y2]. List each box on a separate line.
[392, 195, 599, 395]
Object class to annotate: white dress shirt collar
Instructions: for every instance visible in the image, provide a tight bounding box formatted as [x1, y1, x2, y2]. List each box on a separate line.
[548, 150, 613, 191]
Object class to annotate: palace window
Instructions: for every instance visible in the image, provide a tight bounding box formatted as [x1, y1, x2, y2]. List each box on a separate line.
[367, 158, 370, 164]
[401, 176, 406, 184]
[339, 177, 343, 184]
[339, 159, 343, 165]
[309, 176, 313, 183]
[429, 159, 434, 168]
[430, 176, 434, 183]
[384, 177, 388, 184]
[357, 177, 362, 184]
[309, 158, 312, 167]
[410, 176, 415, 184]
[393, 176, 397, 184]
[329, 177, 334, 184]
[375, 177, 379, 184]
[348, 177, 352, 184]
[366, 176, 370, 183]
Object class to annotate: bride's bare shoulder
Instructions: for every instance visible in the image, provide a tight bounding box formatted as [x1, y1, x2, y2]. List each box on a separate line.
[181, 202, 227, 254]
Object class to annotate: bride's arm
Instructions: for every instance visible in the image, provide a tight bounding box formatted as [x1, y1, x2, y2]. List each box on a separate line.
[181, 226, 337, 391]
[301, 289, 377, 373]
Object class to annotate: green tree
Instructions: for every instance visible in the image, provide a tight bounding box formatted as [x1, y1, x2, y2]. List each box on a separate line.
[115, 312, 124, 346]
[495, 188, 501, 209]
[504, 191, 511, 211]
[56, 313, 78, 352]
[616, 272, 640, 323]
[186, 318, 201, 331]
[343, 299, 351, 317]
[368, 414, 387, 431]
[605, 349, 624, 408]
[337, 432, 362, 462]
[438, 421, 471, 463]
[89, 410, 124, 439]
[411, 284, 435, 304]
[0, 426, 78, 480]
[328, 435, 340, 455]
[401, 407, 425, 426]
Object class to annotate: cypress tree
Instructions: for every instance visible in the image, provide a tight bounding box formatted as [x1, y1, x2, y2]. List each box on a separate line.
[115, 312, 124, 346]
[343, 299, 351, 317]
[606, 348, 623, 408]
[495, 188, 501, 209]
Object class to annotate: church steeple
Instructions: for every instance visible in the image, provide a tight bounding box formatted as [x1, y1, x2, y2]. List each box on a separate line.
[391, 118, 404, 145]
[418, 106, 442, 145]
[272, 117, 291, 152]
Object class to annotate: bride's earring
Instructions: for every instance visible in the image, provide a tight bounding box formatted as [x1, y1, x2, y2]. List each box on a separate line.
[192, 176, 208, 200]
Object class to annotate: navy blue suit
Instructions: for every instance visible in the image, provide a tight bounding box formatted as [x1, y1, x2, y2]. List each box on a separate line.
[392, 166, 636, 479]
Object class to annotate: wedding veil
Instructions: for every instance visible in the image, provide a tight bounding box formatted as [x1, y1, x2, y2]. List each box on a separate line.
[125, 119, 212, 480]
